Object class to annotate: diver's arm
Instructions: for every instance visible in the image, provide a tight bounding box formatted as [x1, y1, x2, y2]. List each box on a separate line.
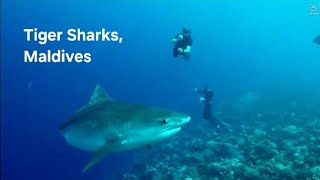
[172, 38, 179, 44]
[195, 88, 205, 94]
[172, 35, 183, 44]
[184, 45, 192, 53]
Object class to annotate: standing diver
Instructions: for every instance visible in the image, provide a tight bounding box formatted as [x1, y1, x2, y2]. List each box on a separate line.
[195, 84, 232, 135]
[194, 85, 216, 123]
[171, 25, 193, 60]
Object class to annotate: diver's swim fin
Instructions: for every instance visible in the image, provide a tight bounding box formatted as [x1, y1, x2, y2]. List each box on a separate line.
[220, 121, 231, 127]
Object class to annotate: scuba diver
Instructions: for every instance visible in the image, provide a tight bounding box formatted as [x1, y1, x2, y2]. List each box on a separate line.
[195, 85, 215, 121]
[171, 25, 193, 60]
[195, 85, 231, 134]
[313, 34, 320, 45]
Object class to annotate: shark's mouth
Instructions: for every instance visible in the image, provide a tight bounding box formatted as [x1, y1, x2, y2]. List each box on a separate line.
[180, 116, 191, 125]
[159, 127, 181, 137]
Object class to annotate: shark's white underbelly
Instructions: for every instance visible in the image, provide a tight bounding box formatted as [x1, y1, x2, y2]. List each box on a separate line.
[62, 124, 182, 153]
[111, 127, 182, 152]
[63, 130, 106, 152]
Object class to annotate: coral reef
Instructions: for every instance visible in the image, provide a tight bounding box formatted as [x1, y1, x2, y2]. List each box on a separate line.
[120, 92, 320, 180]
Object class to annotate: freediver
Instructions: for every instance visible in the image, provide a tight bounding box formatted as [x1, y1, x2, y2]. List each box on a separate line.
[171, 25, 193, 60]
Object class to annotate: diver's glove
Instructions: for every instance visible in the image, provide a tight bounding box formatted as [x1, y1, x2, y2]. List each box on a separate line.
[177, 35, 183, 40]
[183, 49, 190, 54]
[178, 48, 184, 53]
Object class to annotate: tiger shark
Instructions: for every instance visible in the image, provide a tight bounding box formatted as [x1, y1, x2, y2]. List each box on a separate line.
[59, 84, 191, 172]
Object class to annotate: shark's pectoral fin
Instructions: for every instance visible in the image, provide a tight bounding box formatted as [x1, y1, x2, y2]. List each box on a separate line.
[82, 144, 110, 173]
[82, 137, 123, 173]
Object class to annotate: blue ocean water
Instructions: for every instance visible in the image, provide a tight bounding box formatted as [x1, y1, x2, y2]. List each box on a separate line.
[2, 0, 320, 180]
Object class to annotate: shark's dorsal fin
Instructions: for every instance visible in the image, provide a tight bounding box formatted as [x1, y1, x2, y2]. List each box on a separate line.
[88, 84, 113, 105]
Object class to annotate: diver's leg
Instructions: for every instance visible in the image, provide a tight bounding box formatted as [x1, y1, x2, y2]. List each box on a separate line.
[203, 104, 213, 120]
[173, 48, 179, 58]
[204, 104, 219, 125]
[183, 53, 190, 60]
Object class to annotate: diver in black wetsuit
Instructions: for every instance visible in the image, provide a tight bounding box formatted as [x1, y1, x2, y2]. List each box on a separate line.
[195, 85, 232, 137]
[313, 34, 320, 45]
[171, 26, 193, 60]
[195, 85, 215, 122]
[195, 85, 224, 135]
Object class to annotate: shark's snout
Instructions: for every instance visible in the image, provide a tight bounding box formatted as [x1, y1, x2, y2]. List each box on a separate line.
[180, 116, 191, 126]
[158, 114, 190, 137]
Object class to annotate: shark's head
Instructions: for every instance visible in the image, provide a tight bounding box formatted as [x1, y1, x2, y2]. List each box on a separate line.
[157, 111, 190, 137]
[134, 107, 191, 141]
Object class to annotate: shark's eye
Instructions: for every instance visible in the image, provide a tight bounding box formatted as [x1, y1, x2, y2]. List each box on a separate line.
[162, 119, 167, 124]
